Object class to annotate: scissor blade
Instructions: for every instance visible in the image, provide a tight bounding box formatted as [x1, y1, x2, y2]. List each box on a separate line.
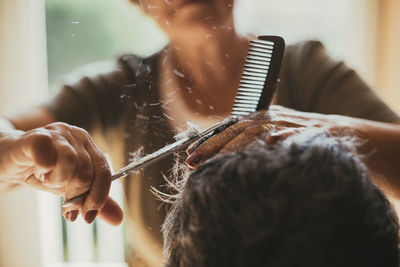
[62, 121, 228, 206]
[112, 120, 236, 180]
[112, 135, 195, 180]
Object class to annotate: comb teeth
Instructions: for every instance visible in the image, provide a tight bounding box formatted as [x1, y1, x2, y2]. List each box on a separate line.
[231, 38, 275, 117]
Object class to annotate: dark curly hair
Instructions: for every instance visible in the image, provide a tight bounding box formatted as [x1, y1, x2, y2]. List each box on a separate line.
[162, 132, 399, 267]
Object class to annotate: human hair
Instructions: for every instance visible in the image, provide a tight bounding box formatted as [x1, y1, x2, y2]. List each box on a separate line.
[162, 132, 399, 267]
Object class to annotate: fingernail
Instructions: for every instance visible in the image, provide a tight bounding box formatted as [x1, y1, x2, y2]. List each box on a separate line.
[186, 143, 196, 155]
[186, 142, 199, 155]
[66, 210, 79, 222]
[84, 210, 98, 224]
[185, 153, 203, 167]
[186, 135, 210, 155]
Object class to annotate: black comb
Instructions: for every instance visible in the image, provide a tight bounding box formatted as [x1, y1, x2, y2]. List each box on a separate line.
[232, 35, 285, 116]
[63, 35, 285, 206]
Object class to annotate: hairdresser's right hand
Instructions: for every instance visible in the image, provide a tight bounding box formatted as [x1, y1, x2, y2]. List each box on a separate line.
[0, 122, 123, 225]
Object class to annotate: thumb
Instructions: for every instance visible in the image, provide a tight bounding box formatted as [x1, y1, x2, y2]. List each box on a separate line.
[24, 132, 58, 182]
[11, 131, 57, 168]
[98, 197, 124, 226]
[26, 132, 57, 169]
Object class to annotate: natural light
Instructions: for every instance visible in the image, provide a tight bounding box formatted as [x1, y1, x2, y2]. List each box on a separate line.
[0, 0, 399, 266]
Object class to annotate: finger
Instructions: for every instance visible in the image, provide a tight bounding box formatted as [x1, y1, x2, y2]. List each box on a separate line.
[265, 128, 302, 145]
[9, 130, 56, 169]
[62, 199, 83, 223]
[64, 148, 93, 198]
[64, 210, 80, 223]
[185, 121, 254, 168]
[269, 120, 305, 128]
[98, 197, 124, 226]
[61, 147, 93, 222]
[269, 106, 324, 126]
[186, 119, 237, 155]
[81, 139, 111, 224]
[241, 109, 271, 121]
[25, 174, 65, 195]
[45, 138, 79, 187]
[219, 125, 268, 154]
[269, 105, 297, 114]
[27, 132, 57, 169]
[186, 132, 213, 155]
[62, 129, 94, 201]
[268, 105, 304, 120]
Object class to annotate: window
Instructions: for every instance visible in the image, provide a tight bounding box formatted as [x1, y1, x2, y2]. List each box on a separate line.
[234, 0, 379, 86]
[235, 0, 351, 58]
[46, 0, 167, 89]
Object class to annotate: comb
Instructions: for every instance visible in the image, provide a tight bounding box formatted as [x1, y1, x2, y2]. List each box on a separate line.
[232, 35, 284, 116]
[63, 36, 285, 206]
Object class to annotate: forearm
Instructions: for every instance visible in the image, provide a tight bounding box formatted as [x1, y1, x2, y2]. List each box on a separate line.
[350, 119, 400, 197]
[0, 117, 18, 188]
[6, 107, 56, 131]
[0, 117, 16, 136]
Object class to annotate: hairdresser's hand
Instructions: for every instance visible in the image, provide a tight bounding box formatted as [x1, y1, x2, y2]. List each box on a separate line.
[0, 122, 123, 225]
[185, 105, 354, 168]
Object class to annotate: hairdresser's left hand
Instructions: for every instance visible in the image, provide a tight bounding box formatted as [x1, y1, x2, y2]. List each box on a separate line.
[185, 105, 354, 168]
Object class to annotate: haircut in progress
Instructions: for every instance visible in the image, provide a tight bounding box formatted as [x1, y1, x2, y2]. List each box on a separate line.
[162, 132, 400, 267]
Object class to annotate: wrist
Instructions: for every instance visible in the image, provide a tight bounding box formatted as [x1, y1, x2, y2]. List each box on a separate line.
[0, 117, 15, 129]
[326, 114, 360, 135]
[0, 117, 23, 138]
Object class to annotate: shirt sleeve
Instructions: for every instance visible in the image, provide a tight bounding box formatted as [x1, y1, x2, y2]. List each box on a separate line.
[275, 41, 399, 123]
[43, 57, 137, 133]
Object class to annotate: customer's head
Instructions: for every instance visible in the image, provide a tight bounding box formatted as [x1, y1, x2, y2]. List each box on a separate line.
[162, 132, 399, 267]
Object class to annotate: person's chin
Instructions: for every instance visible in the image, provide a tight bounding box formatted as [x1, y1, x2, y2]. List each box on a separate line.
[176, 0, 213, 9]
[172, 3, 219, 29]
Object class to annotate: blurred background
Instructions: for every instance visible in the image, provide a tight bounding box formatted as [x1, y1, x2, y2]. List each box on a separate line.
[0, 0, 399, 266]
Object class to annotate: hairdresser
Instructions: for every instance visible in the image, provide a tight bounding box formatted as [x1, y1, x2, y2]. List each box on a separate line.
[0, 0, 398, 266]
